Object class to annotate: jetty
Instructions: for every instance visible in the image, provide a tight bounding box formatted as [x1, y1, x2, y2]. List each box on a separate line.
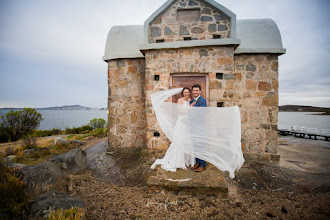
[278, 125, 330, 141]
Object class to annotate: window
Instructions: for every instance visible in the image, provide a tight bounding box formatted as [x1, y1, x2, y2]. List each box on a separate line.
[217, 102, 224, 107]
[184, 37, 192, 41]
[177, 9, 200, 22]
[154, 132, 160, 137]
[156, 39, 164, 43]
[154, 75, 160, 81]
[213, 34, 221, 39]
[216, 73, 223, 79]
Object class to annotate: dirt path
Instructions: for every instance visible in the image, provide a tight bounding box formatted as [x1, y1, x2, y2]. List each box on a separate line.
[67, 137, 330, 219]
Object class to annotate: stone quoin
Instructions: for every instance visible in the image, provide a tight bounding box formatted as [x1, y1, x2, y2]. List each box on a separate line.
[103, 0, 286, 161]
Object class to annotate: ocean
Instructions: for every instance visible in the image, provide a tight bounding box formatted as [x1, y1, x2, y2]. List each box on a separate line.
[0, 109, 107, 130]
[0, 109, 329, 131]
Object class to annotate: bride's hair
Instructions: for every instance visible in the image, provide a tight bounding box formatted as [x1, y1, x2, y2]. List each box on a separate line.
[181, 87, 191, 96]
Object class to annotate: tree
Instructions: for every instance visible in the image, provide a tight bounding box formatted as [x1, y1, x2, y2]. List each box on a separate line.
[88, 118, 106, 129]
[0, 108, 43, 141]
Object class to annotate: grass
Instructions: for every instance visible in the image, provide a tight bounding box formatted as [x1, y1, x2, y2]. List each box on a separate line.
[1, 127, 107, 166]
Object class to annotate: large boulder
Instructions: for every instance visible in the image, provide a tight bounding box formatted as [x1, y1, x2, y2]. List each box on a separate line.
[28, 191, 84, 219]
[54, 137, 69, 146]
[15, 162, 69, 199]
[86, 141, 151, 186]
[51, 149, 87, 174]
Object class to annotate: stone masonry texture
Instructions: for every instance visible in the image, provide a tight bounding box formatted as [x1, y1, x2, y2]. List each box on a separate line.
[149, 0, 230, 43]
[107, 59, 146, 148]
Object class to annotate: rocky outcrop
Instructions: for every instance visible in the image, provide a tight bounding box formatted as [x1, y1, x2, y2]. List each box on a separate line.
[28, 191, 84, 219]
[51, 149, 87, 174]
[16, 162, 70, 199]
[86, 141, 151, 186]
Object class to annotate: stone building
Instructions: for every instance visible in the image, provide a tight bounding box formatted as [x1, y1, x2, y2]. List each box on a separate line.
[103, 0, 286, 161]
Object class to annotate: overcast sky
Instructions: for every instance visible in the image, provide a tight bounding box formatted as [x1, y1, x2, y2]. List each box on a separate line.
[0, 0, 329, 108]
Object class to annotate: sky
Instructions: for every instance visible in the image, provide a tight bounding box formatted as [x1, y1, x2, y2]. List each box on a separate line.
[0, 0, 329, 108]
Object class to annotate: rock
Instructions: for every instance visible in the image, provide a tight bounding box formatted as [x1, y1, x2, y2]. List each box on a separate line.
[54, 137, 69, 146]
[70, 140, 83, 146]
[15, 162, 69, 199]
[218, 24, 228, 31]
[188, 0, 198, 6]
[7, 162, 27, 169]
[164, 26, 175, 36]
[208, 24, 216, 33]
[199, 48, 209, 57]
[191, 27, 204, 34]
[224, 74, 234, 80]
[210, 80, 222, 89]
[150, 27, 161, 38]
[262, 92, 278, 107]
[117, 60, 125, 67]
[214, 14, 225, 21]
[23, 148, 38, 156]
[28, 191, 84, 219]
[201, 16, 213, 22]
[202, 8, 211, 15]
[179, 25, 189, 35]
[51, 149, 87, 174]
[86, 141, 150, 186]
[258, 82, 271, 91]
[246, 63, 257, 72]
[6, 155, 16, 162]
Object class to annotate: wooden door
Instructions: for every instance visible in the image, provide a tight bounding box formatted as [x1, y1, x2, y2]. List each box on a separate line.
[171, 75, 207, 103]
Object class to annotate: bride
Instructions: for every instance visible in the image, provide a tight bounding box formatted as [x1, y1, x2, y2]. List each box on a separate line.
[150, 87, 244, 179]
[150, 87, 195, 171]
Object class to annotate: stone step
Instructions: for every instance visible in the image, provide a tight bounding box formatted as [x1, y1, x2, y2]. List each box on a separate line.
[147, 163, 228, 197]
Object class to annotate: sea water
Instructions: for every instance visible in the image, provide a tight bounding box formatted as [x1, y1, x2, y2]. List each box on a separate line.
[0, 110, 329, 131]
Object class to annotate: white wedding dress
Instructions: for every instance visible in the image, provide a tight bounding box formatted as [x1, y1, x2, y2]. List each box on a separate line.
[150, 88, 244, 179]
[150, 100, 196, 171]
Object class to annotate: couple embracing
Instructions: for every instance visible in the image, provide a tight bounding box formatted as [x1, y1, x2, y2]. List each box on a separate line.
[151, 84, 208, 173]
[150, 83, 244, 179]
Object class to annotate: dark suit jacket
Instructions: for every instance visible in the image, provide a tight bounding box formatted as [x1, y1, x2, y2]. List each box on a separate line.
[190, 96, 207, 107]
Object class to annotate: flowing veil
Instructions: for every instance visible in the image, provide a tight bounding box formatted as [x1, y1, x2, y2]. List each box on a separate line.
[151, 88, 244, 179]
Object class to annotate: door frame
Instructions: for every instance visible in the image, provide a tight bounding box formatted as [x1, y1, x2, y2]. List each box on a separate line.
[169, 73, 209, 102]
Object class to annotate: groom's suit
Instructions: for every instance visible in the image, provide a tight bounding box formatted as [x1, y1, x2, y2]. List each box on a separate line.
[190, 95, 207, 167]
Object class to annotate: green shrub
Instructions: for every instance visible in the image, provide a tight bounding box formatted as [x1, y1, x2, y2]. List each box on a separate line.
[0, 160, 28, 219]
[65, 125, 93, 135]
[88, 118, 106, 129]
[79, 125, 93, 133]
[51, 128, 62, 135]
[0, 127, 10, 143]
[90, 128, 108, 137]
[0, 108, 43, 141]
[33, 130, 52, 137]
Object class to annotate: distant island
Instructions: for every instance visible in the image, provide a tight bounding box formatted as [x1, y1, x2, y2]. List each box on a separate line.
[279, 105, 330, 115]
[0, 105, 107, 111]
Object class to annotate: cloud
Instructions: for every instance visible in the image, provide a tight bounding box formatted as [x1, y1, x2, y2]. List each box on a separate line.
[0, 0, 329, 108]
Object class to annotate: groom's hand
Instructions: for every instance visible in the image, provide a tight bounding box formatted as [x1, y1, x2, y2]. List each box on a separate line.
[190, 102, 195, 106]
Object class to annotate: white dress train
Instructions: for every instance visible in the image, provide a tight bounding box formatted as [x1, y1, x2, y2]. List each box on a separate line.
[149, 88, 244, 179]
[150, 100, 195, 171]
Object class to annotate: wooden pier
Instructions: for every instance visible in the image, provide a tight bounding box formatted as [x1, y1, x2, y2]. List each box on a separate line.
[278, 125, 330, 141]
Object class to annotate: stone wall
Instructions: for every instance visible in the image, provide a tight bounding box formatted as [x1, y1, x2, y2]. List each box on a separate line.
[144, 46, 235, 149]
[149, 0, 230, 43]
[144, 47, 279, 156]
[107, 59, 146, 148]
[233, 54, 279, 155]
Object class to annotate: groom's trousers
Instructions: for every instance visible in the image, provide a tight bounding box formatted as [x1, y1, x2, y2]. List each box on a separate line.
[196, 158, 207, 167]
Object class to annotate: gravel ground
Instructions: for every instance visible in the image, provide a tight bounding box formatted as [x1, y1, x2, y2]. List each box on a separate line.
[67, 136, 330, 219]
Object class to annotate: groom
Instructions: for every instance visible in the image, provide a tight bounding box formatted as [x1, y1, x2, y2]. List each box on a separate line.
[190, 84, 207, 172]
